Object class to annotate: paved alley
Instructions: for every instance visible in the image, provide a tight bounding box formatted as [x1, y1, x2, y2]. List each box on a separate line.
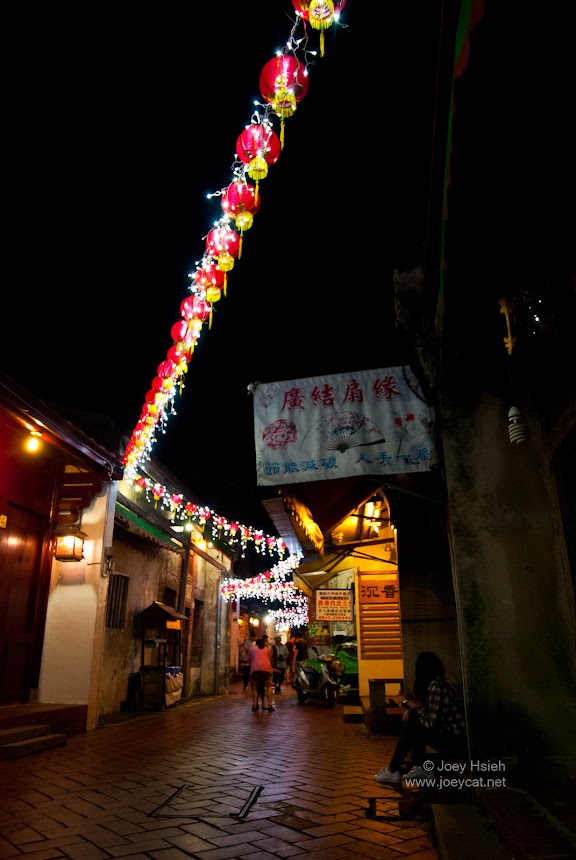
[0, 683, 439, 859]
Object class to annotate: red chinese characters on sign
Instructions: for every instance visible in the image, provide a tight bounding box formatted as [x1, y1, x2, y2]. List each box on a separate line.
[311, 384, 335, 406]
[359, 575, 399, 604]
[281, 388, 306, 412]
[373, 375, 402, 401]
[343, 378, 364, 404]
[279, 374, 403, 413]
[315, 588, 353, 621]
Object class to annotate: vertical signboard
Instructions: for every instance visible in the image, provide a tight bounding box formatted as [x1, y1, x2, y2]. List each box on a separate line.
[358, 572, 402, 659]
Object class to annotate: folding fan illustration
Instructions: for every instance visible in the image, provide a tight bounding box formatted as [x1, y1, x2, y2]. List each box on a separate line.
[301, 411, 386, 453]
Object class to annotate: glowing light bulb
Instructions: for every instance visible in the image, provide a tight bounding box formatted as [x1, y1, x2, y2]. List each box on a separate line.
[25, 431, 42, 452]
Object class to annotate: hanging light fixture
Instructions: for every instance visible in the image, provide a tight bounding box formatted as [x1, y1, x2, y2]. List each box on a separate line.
[53, 523, 87, 562]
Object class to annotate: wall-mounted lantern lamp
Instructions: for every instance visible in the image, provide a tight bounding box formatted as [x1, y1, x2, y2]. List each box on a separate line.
[53, 524, 88, 562]
[25, 430, 43, 453]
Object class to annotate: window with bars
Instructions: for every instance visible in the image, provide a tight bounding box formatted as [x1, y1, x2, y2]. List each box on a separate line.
[106, 573, 129, 629]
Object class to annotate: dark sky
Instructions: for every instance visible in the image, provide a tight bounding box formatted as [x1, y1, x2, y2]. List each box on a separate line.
[4, 3, 573, 530]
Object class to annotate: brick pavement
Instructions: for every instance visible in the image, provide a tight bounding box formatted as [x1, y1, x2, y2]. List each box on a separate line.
[0, 683, 440, 859]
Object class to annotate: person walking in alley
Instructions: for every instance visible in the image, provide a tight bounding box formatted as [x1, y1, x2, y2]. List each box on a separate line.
[248, 635, 274, 711]
[294, 631, 309, 669]
[285, 634, 296, 684]
[239, 633, 255, 691]
[271, 634, 289, 694]
[374, 651, 466, 784]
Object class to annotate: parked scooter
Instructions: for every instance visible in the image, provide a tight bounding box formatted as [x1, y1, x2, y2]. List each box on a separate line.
[292, 653, 344, 707]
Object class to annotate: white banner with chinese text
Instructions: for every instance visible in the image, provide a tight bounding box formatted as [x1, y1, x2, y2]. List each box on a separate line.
[253, 366, 436, 486]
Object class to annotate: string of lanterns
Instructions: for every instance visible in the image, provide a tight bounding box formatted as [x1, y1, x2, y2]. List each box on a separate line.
[121, 2, 348, 562]
[133, 476, 289, 559]
[221, 553, 309, 627]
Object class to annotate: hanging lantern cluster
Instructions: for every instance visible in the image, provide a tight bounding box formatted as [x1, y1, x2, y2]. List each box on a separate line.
[221, 554, 307, 614]
[122, 2, 349, 542]
[132, 476, 291, 560]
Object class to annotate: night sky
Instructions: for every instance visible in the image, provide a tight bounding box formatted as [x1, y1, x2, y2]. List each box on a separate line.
[3, 3, 573, 531]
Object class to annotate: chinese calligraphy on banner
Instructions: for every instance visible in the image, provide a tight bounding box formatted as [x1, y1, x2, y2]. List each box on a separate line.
[253, 366, 436, 486]
[315, 589, 354, 622]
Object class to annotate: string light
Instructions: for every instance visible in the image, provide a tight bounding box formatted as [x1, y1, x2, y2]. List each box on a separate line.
[121, 5, 348, 481]
[221, 553, 309, 627]
[131, 474, 290, 560]
[119, 5, 348, 567]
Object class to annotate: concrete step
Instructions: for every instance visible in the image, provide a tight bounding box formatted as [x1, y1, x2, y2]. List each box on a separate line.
[342, 705, 364, 723]
[0, 724, 52, 745]
[0, 732, 67, 759]
[432, 803, 510, 859]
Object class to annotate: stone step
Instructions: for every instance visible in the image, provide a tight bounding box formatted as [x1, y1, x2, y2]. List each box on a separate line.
[0, 732, 67, 759]
[432, 803, 512, 859]
[0, 724, 52, 745]
[342, 705, 364, 723]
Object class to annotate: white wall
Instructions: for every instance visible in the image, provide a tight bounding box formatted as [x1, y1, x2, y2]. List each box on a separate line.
[38, 489, 112, 727]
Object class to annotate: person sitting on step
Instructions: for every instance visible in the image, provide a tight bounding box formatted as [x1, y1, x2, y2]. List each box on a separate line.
[374, 651, 466, 785]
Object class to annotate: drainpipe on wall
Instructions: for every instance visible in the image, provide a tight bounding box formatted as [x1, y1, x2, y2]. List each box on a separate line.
[214, 564, 230, 695]
[177, 530, 192, 615]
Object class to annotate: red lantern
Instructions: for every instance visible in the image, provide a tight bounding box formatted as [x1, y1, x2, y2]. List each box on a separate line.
[145, 388, 164, 406]
[259, 55, 309, 146]
[170, 493, 183, 512]
[198, 507, 211, 524]
[236, 123, 281, 202]
[171, 318, 200, 355]
[171, 319, 189, 343]
[292, 0, 347, 55]
[180, 295, 212, 322]
[137, 409, 155, 427]
[167, 342, 190, 366]
[221, 180, 260, 251]
[157, 359, 176, 380]
[181, 292, 215, 331]
[167, 342, 192, 393]
[151, 375, 168, 394]
[193, 259, 226, 301]
[206, 225, 240, 283]
[152, 483, 165, 508]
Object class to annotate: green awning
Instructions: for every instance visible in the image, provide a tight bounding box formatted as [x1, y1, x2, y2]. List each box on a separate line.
[115, 502, 184, 554]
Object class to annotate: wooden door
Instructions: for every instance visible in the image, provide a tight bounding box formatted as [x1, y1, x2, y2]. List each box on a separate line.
[0, 502, 50, 702]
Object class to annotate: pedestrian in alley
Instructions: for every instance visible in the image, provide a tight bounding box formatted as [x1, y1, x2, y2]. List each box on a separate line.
[239, 633, 255, 691]
[285, 634, 295, 684]
[374, 651, 467, 785]
[294, 631, 309, 669]
[271, 634, 289, 694]
[248, 635, 274, 711]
